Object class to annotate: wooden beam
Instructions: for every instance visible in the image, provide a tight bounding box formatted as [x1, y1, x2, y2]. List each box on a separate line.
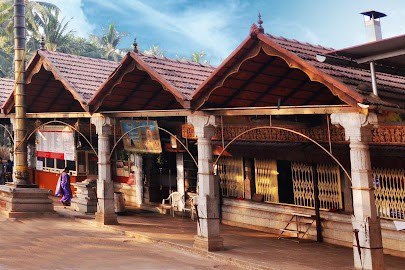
[202, 105, 360, 116]
[26, 112, 92, 119]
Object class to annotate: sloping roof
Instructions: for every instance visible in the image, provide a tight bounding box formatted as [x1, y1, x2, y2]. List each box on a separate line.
[191, 24, 405, 111]
[2, 50, 118, 114]
[272, 34, 405, 109]
[0, 78, 14, 109]
[325, 34, 405, 71]
[88, 52, 214, 112]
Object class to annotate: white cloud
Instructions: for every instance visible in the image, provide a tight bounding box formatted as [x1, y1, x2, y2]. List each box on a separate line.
[45, 0, 95, 38]
[109, 0, 245, 63]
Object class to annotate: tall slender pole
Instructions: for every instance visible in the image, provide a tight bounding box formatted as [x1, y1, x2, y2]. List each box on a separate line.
[312, 164, 323, 242]
[14, 0, 29, 185]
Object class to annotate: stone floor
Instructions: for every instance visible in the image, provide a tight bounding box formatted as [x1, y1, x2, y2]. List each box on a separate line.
[50, 200, 405, 270]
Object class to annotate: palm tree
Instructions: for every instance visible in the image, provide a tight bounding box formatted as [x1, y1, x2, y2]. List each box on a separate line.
[0, 0, 59, 36]
[191, 51, 209, 64]
[41, 10, 74, 52]
[90, 23, 127, 62]
[0, 0, 60, 77]
[143, 45, 165, 57]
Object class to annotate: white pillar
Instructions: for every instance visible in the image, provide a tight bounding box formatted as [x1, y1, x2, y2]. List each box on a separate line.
[176, 153, 185, 211]
[134, 153, 143, 205]
[188, 115, 223, 251]
[91, 115, 117, 225]
[331, 112, 384, 270]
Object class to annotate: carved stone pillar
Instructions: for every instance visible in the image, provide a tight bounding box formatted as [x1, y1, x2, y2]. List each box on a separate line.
[91, 115, 117, 225]
[188, 115, 223, 251]
[331, 112, 384, 270]
[133, 153, 143, 205]
[176, 153, 185, 211]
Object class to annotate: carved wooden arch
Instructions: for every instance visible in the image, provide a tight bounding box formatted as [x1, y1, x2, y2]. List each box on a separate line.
[193, 37, 365, 111]
[4, 53, 88, 114]
[90, 60, 137, 112]
[260, 42, 362, 108]
[193, 43, 263, 110]
[133, 62, 189, 109]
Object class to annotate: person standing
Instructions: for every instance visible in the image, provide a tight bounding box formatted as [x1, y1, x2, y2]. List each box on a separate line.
[0, 157, 4, 185]
[58, 167, 72, 206]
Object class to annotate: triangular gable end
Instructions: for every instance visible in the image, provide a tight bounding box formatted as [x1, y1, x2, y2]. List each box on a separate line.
[191, 24, 364, 111]
[88, 52, 193, 113]
[2, 50, 89, 114]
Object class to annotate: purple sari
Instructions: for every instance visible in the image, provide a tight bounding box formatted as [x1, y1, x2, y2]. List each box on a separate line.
[60, 172, 72, 205]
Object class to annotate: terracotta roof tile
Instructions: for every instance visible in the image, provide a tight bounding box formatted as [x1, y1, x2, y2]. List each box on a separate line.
[267, 34, 405, 108]
[40, 50, 119, 103]
[138, 53, 215, 100]
[0, 78, 14, 107]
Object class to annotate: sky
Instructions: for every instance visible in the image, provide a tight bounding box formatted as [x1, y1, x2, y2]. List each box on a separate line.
[45, 0, 405, 65]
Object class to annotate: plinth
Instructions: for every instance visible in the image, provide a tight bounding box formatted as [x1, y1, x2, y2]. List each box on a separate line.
[0, 184, 54, 218]
[193, 235, 224, 251]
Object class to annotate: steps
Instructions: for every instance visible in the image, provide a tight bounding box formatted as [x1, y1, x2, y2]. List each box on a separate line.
[278, 212, 315, 242]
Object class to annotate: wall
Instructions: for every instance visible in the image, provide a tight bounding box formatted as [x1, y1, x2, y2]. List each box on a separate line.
[33, 170, 86, 195]
[114, 183, 137, 207]
[221, 198, 405, 258]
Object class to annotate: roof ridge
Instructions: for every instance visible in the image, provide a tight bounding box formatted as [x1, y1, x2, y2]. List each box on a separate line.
[42, 50, 118, 64]
[266, 33, 334, 51]
[136, 51, 216, 68]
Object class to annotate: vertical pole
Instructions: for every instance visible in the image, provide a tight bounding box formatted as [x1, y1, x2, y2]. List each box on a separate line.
[188, 115, 223, 252]
[312, 164, 323, 242]
[331, 112, 384, 270]
[176, 153, 185, 211]
[92, 115, 117, 225]
[13, 0, 29, 186]
[134, 153, 143, 206]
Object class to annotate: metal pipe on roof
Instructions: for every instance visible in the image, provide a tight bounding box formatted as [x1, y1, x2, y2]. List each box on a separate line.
[361, 11, 386, 98]
[369, 61, 378, 96]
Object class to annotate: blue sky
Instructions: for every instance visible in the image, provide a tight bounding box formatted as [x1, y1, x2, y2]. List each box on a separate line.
[46, 0, 405, 65]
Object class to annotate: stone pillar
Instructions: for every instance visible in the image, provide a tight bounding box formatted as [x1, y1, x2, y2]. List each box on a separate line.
[176, 153, 185, 211]
[134, 153, 143, 206]
[331, 112, 384, 270]
[188, 115, 223, 251]
[91, 115, 117, 225]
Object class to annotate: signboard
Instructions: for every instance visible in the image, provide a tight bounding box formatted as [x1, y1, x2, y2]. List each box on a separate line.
[36, 125, 75, 161]
[120, 120, 162, 153]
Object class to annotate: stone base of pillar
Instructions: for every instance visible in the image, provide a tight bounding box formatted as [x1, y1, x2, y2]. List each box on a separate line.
[193, 235, 224, 251]
[95, 212, 118, 225]
[0, 184, 54, 218]
[353, 246, 384, 270]
[71, 179, 97, 214]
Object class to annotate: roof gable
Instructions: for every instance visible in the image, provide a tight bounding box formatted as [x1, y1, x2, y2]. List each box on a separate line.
[191, 24, 405, 111]
[2, 50, 118, 114]
[88, 52, 214, 112]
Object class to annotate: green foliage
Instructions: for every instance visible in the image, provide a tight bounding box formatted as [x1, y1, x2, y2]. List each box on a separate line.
[176, 50, 209, 64]
[143, 45, 165, 57]
[90, 22, 128, 62]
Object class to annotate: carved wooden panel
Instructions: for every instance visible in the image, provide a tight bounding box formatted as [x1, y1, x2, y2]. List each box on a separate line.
[182, 124, 405, 145]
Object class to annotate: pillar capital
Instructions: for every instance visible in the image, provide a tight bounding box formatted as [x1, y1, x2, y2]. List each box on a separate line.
[187, 115, 218, 139]
[91, 115, 114, 135]
[331, 112, 377, 143]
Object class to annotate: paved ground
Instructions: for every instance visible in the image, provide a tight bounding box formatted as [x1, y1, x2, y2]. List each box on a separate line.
[1, 201, 405, 270]
[0, 215, 239, 270]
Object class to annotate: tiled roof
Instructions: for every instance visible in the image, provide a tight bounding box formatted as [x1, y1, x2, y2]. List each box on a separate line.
[137, 53, 215, 100]
[39, 50, 119, 103]
[0, 78, 14, 107]
[268, 34, 405, 108]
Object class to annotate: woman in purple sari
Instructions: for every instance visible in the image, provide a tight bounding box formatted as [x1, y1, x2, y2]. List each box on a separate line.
[57, 167, 72, 206]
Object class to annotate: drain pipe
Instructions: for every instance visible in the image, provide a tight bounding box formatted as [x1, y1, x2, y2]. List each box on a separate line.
[369, 61, 378, 96]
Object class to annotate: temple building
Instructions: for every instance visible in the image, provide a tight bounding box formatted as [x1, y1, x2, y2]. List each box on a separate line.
[1, 14, 405, 270]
